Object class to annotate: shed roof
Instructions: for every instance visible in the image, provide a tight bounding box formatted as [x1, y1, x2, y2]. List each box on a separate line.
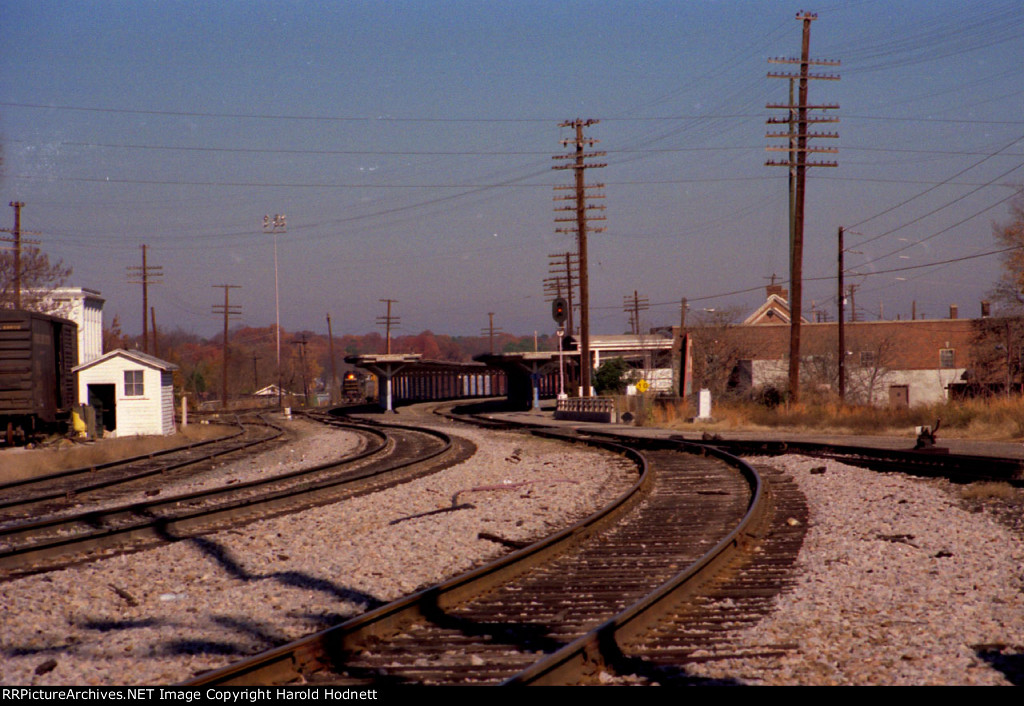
[73, 348, 179, 373]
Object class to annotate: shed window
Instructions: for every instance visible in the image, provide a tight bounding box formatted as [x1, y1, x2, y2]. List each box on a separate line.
[124, 370, 144, 396]
[939, 349, 955, 369]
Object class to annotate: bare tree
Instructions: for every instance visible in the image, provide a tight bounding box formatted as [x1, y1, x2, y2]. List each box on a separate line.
[685, 308, 754, 399]
[967, 315, 1024, 395]
[0, 246, 73, 310]
[990, 188, 1024, 312]
[844, 333, 899, 405]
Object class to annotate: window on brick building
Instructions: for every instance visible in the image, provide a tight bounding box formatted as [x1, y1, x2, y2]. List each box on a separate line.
[939, 349, 955, 369]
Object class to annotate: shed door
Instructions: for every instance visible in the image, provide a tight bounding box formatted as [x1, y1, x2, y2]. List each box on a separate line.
[87, 384, 116, 432]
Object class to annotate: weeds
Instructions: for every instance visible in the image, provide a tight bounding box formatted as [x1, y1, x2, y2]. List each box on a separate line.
[663, 395, 1024, 440]
[960, 482, 1018, 501]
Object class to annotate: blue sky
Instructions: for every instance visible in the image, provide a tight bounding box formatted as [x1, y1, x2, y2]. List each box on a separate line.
[2, 0, 1023, 338]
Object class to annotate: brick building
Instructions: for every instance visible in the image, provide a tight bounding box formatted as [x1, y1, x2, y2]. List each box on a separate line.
[686, 286, 992, 407]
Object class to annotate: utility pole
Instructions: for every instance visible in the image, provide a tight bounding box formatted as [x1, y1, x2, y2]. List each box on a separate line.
[211, 284, 241, 409]
[766, 11, 839, 404]
[127, 245, 163, 354]
[676, 297, 689, 397]
[150, 306, 159, 358]
[623, 290, 649, 336]
[291, 335, 310, 405]
[480, 312, 502, 354]
[1, 202, 41, 309]
[553, 119, 606, 397]
[838, 226, 846, 403]
[377, 299, 399, 354]
[326, 313, 339, 405]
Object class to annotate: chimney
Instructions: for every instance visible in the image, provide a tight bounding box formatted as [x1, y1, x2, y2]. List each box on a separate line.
[949, 304, 958, 319]
[766, 284, 788, 301]
[981, 300, 991, 318]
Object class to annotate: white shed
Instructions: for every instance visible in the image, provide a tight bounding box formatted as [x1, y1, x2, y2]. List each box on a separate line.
[74, 349, 178, 437]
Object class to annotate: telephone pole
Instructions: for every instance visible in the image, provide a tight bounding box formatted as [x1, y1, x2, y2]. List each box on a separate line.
[623, 290, 649, 336]
[127, 244, 163, 354]
[212, 284, 241, 409]
[1, 201, 41, 309]
[553, 119, 606, 397]
[766, 11, 839, 403]
[838, 226, 846, 402]
[480, 312, 503, 354]
[377, 299, 399, 354]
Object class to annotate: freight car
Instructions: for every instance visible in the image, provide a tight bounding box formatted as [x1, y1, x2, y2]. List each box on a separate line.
[0, 309, 78, 445]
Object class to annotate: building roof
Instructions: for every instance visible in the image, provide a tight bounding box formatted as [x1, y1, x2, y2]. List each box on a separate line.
[742, 285, 809, 325]
[73, 348, 179, 373]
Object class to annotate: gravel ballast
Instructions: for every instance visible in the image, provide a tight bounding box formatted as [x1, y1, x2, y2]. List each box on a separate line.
[0, 418, 636, 685]
[676, 454, 1024, 686]
[5, 414, 1023, 686]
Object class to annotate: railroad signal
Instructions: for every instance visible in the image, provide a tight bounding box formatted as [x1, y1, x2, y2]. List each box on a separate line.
[552, 297, 568, 325]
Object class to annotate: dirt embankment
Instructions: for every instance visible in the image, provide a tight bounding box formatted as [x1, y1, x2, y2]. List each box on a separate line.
[0, 424, 234, 483]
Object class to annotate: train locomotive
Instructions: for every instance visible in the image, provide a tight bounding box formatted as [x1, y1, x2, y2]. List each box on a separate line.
[341, 370, 375, 404]
[0, 308, 78, 445]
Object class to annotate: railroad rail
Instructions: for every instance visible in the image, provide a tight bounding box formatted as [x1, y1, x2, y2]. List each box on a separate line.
[0, 417, 464, 578]
[0, 415, 281, 522]
[187, 423, 775, 686]
[674, 436, 1024, 485]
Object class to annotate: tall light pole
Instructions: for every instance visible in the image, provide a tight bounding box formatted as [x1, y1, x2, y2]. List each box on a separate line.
[263, 214, 286, 408]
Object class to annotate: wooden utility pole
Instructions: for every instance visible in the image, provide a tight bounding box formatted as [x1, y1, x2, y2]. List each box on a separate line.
[837, 226, 846, 403]
[150, 306, 158, 358]
[326, 313, 339, 405]
[211, 284, 241, 409]
[377, 299, 399, 354]
[623, 290, 649, 336]
[127, 245, 163, 354]
[480, 312, 502, 354]
[766, 11, 839, 403]
[1, 201, 41, 309]
[553, 119, 606, 397]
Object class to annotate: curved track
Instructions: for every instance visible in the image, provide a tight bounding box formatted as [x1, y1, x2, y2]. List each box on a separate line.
[0, 417, 465, 578]
[0, 416, 280, 522]
[188, 423, 774, 686]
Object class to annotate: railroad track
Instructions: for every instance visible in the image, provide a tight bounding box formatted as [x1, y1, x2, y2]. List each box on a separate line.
[0, 417, 467, 578]
[0, 415, 281, 523]
[188, 426, 786, 686]
[674, 436, 1024, 485]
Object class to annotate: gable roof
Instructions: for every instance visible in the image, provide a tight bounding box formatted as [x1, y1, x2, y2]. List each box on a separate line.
[742, 289, 811, 326]
[73, 348, 179, 373]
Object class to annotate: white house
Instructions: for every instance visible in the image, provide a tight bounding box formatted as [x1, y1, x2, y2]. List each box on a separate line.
[74, 349, 178, 437]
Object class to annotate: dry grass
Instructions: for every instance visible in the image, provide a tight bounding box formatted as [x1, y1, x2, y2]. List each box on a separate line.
[959, 482, 1018, 501]
[661, 395, 1024, 440]
[0, 423, 234, 483]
